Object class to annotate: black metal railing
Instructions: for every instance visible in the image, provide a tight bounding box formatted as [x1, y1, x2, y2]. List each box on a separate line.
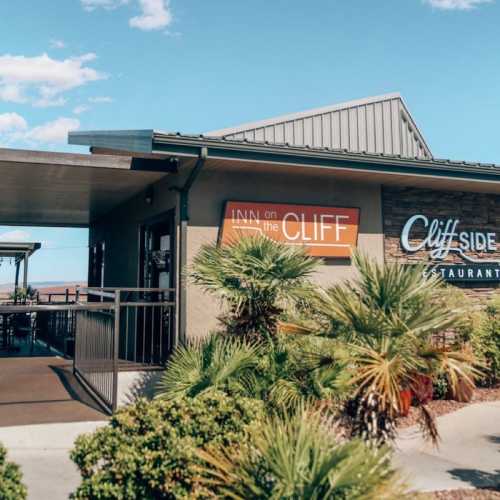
[73, 288, 176, 413]
[37, 308, 77, 356]
[74, 305, 116, 412]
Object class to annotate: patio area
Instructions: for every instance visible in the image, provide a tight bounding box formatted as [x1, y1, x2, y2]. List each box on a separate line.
[0, 356, 106, 427]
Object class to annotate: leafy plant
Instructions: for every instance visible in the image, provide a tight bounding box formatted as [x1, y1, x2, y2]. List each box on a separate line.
[0, 443, 27, 500]
[190, 235, 320, 338]
[319, 253, 466, 445]
[454, 294, 500, 387]
[155, 333, 351, 414]
[433, 373, 449, 400]
[9, 285, 37, 304]
[155, 334, 262, 401]
[70, 393, 263, 499]
[197, 408, 406, 499]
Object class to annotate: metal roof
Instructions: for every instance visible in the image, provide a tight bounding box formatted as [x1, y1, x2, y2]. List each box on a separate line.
[68, 128, 500, 185]
[151, 132, 500, 182]
[0, 242, 41, 260]
[206, 93, 432, 159]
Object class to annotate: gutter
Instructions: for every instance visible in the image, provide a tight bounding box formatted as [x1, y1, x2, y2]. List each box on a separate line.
[152, 135, 500, 183]
[175, 147, 207, 345]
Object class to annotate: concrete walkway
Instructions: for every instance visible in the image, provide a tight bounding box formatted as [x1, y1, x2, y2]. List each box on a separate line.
[394, 401, 500, 492]
[0, 420, 107, 500]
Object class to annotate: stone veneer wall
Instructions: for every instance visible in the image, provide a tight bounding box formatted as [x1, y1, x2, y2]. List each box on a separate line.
[382, 186, 500, 301]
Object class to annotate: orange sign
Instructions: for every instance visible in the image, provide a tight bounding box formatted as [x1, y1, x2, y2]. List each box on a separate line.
[220, 201, 360, 258]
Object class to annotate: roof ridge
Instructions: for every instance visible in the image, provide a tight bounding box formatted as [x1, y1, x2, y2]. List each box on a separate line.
[206, 92, 402, 136]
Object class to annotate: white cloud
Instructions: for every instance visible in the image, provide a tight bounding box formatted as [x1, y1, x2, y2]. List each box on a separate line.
[0, 84, 26, 103]
[50, 39, 66, 49]
[0, 53, 105, 107]
[23, 117, 80, 144]
[424, 0, 493, 9]
[0, 230, 31, 242]
[88, 95, 113, 103]
[81, 0, 129, 11]
[130, 0, 172, 30]
[0, 112, 27, 132]
[73, 105, 89, 114]
[0, 113, 80, 146]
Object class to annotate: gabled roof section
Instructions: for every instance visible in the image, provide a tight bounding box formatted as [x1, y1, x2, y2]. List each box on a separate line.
[207, 93, 432, 159]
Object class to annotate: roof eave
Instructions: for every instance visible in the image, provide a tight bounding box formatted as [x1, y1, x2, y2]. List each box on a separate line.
[69, 130, 154, 154]
[151, 133, 500, 184]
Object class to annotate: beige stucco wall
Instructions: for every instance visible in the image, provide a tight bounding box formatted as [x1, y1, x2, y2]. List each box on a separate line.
[90, 173, 182, 289]
[90, 162, 384, 343]
[185, 166, 384, 339]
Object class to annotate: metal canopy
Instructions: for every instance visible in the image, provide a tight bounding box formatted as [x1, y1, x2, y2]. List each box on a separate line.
[0, 241, 41, 291]
[0, 148, 175, 226]
[0, 242, 41, 260]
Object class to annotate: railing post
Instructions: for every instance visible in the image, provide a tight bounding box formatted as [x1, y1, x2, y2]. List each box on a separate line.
[112, 290, 120, 412]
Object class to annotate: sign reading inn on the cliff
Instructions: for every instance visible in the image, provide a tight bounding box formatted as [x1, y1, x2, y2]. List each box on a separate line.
[400, 214, 500, 283]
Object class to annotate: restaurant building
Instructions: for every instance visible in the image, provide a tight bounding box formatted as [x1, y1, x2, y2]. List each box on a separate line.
[1, 92, 499, 412]
[64, 92, 500, 342]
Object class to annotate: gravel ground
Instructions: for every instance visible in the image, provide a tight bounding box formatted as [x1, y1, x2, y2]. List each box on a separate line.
[421, 488, 500, 499]
[398, 387, 500, 429]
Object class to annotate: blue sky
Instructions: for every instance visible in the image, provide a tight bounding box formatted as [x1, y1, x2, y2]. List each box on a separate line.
[0, 0, 499, 283]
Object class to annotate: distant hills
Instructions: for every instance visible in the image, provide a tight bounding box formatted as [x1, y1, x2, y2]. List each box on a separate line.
[0, 281, 87, 293]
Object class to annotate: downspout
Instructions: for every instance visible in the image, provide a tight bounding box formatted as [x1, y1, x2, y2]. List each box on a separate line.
[175, 146, 207, 346]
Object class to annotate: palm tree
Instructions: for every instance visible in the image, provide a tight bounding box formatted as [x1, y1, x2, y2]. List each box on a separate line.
[319, 253, 476, 445]
[190, 235, 320, 338]
[197, 408, 406, 499]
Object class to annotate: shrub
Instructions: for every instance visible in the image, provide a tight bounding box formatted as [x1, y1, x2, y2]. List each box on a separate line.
[448, 291, 500, 387]
[155, 333, 351, 414]
[0, 444, 27, 500]
[198, 408, 406, 499]
[433, 373, 449, 400]
[70, 392, 263, 499]
[155, 334, 262, 401]
[468, 295, 500, 387]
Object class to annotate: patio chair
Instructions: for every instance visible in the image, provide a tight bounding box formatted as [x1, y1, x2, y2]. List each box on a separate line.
[12, 313, 35, 352]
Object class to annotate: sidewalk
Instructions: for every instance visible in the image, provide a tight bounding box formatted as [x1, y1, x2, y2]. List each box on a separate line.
[0, 421, 107, 500]
[394, 401, 500, 492]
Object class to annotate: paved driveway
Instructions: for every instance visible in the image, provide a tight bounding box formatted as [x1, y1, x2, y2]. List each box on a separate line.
[394, 401, 500, 492]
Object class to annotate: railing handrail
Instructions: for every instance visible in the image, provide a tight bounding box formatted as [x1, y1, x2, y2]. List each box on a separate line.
[82, 287, 176, 292]
[0, 303, 115, 313]
[84, 289, 116, 299]
[37, 292, 88, 297]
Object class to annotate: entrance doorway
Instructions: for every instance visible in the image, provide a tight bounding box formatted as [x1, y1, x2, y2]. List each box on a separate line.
[126, 211, 176, 366]
[140, 210, 175, 291]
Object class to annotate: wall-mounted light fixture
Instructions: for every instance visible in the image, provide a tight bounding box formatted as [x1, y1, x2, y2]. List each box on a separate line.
[145, 186, 154, 205]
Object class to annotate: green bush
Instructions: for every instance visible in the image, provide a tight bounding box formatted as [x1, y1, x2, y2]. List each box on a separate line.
[0, 444, 27, 500]
[70, 392, 263, 499]
[472, 295, 500, 387]
[433, 373, 449, 400]
[451, 293, 500, 387]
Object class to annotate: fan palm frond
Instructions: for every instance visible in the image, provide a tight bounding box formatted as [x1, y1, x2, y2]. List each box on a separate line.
[197, 408, 406, 499]
[155, 334, 262, 400]
[190, 235, 320, 337]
